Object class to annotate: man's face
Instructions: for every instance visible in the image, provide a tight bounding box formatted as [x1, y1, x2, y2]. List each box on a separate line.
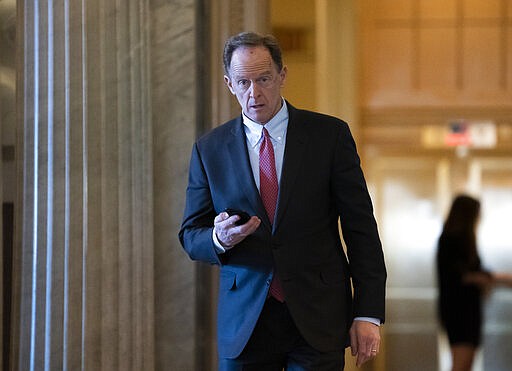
[224, 46, 287, 124]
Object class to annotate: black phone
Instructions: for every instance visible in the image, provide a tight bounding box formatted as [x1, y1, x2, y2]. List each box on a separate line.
[224, 208, 251, 225]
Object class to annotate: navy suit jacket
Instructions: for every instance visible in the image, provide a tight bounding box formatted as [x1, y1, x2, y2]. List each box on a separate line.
[179, 102, 386, 359]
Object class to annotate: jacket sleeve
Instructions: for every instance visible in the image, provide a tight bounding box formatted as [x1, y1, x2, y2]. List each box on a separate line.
[331, 122, 387, 323]
[178, 142, 223, 265]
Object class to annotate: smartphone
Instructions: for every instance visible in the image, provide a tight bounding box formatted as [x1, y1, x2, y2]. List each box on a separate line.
[224, 208, 251, 225]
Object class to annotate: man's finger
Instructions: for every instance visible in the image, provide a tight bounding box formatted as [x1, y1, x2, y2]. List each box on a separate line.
[349, 328, 357, 356]
[214, 212, 230, 223]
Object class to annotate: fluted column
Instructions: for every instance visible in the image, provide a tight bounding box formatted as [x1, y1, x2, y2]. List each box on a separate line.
[316, 0, 360, 140]
[13, 1, 154, 370]
[150, 0, 198, 369]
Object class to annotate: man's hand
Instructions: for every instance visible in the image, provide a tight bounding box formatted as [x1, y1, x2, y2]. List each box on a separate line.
[214, 211, 261, 249]
[349, 320, 381, 367]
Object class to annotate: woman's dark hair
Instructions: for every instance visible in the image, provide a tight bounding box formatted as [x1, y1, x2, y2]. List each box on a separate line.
[443, 194, 480, 236]
[223, 32, 283, 75]
[441, 194, 481, 258]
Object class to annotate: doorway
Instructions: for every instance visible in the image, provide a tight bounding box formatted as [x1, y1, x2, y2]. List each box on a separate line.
[368, 154, 512, 371]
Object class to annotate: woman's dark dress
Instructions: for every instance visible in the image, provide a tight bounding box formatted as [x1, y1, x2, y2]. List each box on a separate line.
[436, 233, 489, 346]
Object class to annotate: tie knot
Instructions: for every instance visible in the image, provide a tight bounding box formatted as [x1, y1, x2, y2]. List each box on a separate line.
[262, 127, 270, 139]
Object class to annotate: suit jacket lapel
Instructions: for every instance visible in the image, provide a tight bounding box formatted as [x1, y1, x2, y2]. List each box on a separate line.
[274, 105, 309, 231]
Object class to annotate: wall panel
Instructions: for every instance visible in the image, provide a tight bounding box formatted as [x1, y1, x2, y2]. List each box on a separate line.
[419, 28, 457, 89]
[508, 27, 512, 89]
[374, 29, 414, 92]
[419, 0, 456, 19]
[360, 0, 512, 107]
[463, 27, 501, 90]
[375, 0, 413, 19]
[465, 0, 502, 18]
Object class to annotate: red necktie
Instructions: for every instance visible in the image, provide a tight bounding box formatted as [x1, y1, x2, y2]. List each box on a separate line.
[259, 127, 284, 302]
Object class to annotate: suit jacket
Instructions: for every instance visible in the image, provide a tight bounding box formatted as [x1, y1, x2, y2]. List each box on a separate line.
[179, 102, 386, 359]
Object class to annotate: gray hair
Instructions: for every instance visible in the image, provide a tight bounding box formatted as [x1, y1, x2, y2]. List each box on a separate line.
[223, 31, 284, 75]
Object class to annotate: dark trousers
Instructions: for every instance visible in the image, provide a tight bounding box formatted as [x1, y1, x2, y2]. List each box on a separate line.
[219, 297, 345, 371]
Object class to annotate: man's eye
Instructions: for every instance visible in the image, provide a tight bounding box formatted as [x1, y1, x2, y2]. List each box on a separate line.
[257, 76, 270, 84]
[238, 79, 249, 87]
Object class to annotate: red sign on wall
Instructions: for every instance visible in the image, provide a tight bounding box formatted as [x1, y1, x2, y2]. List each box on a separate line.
[445, 120, 496, 148]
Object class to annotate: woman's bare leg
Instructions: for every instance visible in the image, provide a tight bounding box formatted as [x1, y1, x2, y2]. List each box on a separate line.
[451, 344, 477, 371]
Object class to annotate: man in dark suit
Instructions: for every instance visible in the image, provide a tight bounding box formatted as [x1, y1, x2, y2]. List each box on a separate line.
[179, 31, 386, 371]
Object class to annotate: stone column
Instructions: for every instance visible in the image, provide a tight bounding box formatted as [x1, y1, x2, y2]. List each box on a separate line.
[243, 0, 270, 35]
[13, 1, 154, 370]
[150, 0, 198, 370]
[0, 76, 3, 371]
[316, 0, 360, 140]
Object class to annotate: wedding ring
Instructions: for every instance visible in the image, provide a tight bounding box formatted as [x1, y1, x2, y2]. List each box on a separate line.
[371, 349, 377, 353]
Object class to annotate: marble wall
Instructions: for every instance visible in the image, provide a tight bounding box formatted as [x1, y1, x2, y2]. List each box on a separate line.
[14, 0, 155, 369]
[10, 0, 269, 370]
[150, 0, 198, 369]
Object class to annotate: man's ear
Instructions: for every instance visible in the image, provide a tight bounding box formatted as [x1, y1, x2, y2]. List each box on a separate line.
[279, 66, 288, 87]
[224, 75, 236, 95]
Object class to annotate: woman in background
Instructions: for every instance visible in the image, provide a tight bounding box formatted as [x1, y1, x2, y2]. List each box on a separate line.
[436, 195, 493, 371]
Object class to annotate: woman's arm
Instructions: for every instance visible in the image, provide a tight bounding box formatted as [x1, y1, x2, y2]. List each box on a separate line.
[462, 271, 494, 288]
[493, 272, 512, 288]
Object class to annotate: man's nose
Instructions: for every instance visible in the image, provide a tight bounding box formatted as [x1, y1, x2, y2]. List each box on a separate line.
[248, 81, 261, 97]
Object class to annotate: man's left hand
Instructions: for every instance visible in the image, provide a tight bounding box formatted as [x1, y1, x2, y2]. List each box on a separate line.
[349, 320, 381, 367]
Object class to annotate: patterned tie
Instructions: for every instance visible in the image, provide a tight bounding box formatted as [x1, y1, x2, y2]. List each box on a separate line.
[259, 127, 285, 302]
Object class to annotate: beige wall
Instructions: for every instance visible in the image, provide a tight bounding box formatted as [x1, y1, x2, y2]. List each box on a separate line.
[271, 0, 317, 111]
[359, 0, 512, 155]
[358, 2, 512, 370]
[359, 0, 512, 109]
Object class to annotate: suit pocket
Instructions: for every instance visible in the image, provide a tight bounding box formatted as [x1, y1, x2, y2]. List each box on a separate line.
[219, 269, 237, 291]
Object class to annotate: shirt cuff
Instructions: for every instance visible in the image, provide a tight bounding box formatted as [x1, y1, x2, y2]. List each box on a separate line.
[212, 228, 227, 254]
[354, 317, 381, 326]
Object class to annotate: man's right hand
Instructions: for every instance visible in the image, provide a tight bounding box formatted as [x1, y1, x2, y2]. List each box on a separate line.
[214, 211, 261, 249]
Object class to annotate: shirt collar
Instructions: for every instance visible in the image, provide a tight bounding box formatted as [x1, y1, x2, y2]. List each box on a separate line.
[243, 99, 289, 148]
